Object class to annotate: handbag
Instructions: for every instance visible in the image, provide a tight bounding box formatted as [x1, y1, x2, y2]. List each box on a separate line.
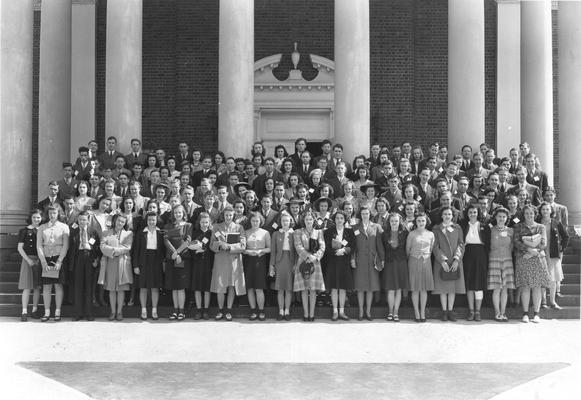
[299, 261, 315, 280]
[439, 265, 460, 281]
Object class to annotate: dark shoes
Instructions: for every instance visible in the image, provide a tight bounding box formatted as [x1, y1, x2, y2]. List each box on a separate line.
[193, 311, 203, 320]
[41, 315, 50, 322]
[31, 310, 41, 319]
[338, 313, 350, 321]
[284, 314, 292, 321]
[20, 313, 27, 322]
[447, 311, 457, 322]
[277, 314, 284, 321]
[440, 311, 448, 321]
[258, 312, 266, 321]
[474, 311, 481, 322]
[116, 313, 124, 321]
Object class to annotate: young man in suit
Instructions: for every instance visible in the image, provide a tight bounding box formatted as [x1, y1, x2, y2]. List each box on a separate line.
[459, 145, 475, 172]
[524, 153, 549, 195]
[61, 195, 80, 227]
[192, 155, 214, 188]
[69, 212, 101, 321]
[73, 146, 93, 181]
[289, 137, 308, 170]
[124, 138, 148, 169]
[506, 167, 542, 206]
[176, 142, 194, 169]
[252, 157, 283, 194]
[465, 152, 490, 180]
[297, 151, 315, 184]
[38, 181, 65, 220]
[329, 144, 353, 176]
[313, 139, 333, 166]
[99, 136, 124, 170]
[57, 163, 79, 201]
[259, 195, 280, 234]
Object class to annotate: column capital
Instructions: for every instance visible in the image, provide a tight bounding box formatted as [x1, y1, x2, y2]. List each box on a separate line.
[33, 0, 41, 11]
[73, 0, 97, 5]
[496, 0, 520, 4]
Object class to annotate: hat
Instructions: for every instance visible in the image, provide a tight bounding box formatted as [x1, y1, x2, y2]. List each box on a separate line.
[234, 182, 251, 193]
[288, 199, 305, 206]
[154, 183, 170, 193]
[313, 197, 333, 212]
[360, 183, 380, 195]
[299, 260, 315, 280]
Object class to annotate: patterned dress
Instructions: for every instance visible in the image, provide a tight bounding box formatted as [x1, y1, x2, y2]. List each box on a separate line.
[487, 226, 515, 290]
[293, 228, 326, 292]
[513, 222, 550, 288]
[406, 229, 435, 291]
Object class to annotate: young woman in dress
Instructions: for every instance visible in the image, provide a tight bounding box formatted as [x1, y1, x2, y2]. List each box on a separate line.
[538, 202, 569, 310]
[487, 207, 515, 322]
[273, 145, 289, 172]
[513, 205, 551, 323]
[406, 212, 434, 322]
[432, 207, 465, 322]
[36, 206, 70, 322]
[269, 212, 297, 320]
[335, 181, 360, 216]
[352, 207, 382, 321]
[143, 154, 159, 178]
[372, 197, 390, 228]
[378, 212, 409, 322]
[133, 212, 166, 320]
[324, 211, 356, 321]
[210, 206, 247, 321]
[118, 196, 137, 232]
[360, 184, 380, 217]
[74, 181, 95, 212]
[163, 204, 193, 321]
[17, 209, 43, 321]
[189, 213, 214, 320]
[243, 212, 271, 321]
[293, 211, 326, 321]
[100, 214, 133, 321]
[353, 167, 373, 193]
[459, 204, 490, 322]
[403, 202, 418, 231]
[284, 173, 302, 200]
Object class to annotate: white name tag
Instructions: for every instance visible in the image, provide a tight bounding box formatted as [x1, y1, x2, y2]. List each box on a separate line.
[534, 176, 540, 181]
[214, 231, 221, 238]
[71, 223, 78, 229]
[447, 227, 454, 233]
[202, 237, 209, 245]
[272, 222, 278, 229]
[398, 205, 403, 211]
[309, 188, 315, 193]
[513, 218, 520, 223]
[354, 230, 360, 236]
[88, 237, 96, 245]
[488, 224, 493, 228]
[417, 196, 422, 201]
[500, 231, 508, 237]
[341, 239, 348, 246]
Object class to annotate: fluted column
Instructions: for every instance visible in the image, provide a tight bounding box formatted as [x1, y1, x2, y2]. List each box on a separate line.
[218, 0, 254, 158]
[448, 0, 485, 155]
[496, 0, 521, 156]
[38, 0, 72, 197]
[558, 1, 581, 225]
[334, 0, 370, 162]
[0, 0, 33, 233]
[70, 0, 96, 161]
[521, 0, 553, 183]
[105, 0, 142, 154]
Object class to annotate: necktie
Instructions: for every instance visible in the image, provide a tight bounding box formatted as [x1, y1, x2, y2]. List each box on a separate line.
[81, 228, 88, 249]
[134, 153, 138, 158]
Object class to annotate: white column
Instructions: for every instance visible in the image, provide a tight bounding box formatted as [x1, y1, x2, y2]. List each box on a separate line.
[558, 1, 581, 225]
[105, 0, 142, 154]
[218, 0, 254, 158]
[334, 0, 370, 161]
[71, 0, 96, 161]
[0, 0, 33, 233]
[521, 0, 553, 183]
[448, 0, 485, 155]
[496, 0, 521, 157]
[38, 0, 72, 197]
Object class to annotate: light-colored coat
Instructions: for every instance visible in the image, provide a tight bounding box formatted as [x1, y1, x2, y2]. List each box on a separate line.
[432, 223, 465, 294]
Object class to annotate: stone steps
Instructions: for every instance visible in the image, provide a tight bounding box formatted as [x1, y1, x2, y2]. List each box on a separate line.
[1, 304, 579, 320]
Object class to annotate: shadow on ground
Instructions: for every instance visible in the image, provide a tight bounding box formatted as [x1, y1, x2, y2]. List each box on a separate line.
[18, 361, 568, 400]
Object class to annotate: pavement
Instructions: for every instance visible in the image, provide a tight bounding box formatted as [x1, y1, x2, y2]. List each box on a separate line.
[0, 317, 579, 399]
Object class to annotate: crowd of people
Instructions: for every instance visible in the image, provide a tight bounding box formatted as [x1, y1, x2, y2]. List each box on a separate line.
[17, 136, 571, 324]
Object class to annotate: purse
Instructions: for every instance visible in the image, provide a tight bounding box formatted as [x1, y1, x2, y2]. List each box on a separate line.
[439, 266, 460, 281]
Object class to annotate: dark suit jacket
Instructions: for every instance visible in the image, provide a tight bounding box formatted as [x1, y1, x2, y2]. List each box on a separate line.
[192, 169, 213, 189]
[99, 151, 124, 170]
[459, 160, 475, 172]
[297, 165, 316, 185]
[67, 227, 101, 272]
[260, 209, 280, 234]
[73, 161, 93, 181]
[124, 152, 148, 169]
[526, 170, 549, 194]
[132, 229, 166, 268]
[328, 158, 353, 176]
[176, 152, 194, 169]
[459, 220, 491, 253]
[252, 171, 283, 194]
[57, 178, 79, 200]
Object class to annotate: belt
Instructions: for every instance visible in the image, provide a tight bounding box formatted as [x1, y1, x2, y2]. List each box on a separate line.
[79, 249, 92, 254]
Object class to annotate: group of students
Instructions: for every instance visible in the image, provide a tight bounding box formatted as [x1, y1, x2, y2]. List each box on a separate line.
[17, 137, 571, 323]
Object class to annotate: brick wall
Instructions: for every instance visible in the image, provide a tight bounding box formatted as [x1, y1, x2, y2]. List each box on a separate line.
[30, 0, 562, 198]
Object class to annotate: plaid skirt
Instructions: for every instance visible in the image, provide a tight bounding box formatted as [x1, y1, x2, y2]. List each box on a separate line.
[293, 259, 325, 292]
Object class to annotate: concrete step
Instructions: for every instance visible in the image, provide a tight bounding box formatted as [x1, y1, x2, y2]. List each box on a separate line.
[563, 254, 580, 264]
[563, 273, 580, 284]
[0, 304, 578, 320]
[560, 283, 580, 295]
[0, 282, 19, 293]
[0, 261, 20, 272]
[0, 271, 19, 281]
[556, 295, 580, 307]
[563, 263, 580, 274]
